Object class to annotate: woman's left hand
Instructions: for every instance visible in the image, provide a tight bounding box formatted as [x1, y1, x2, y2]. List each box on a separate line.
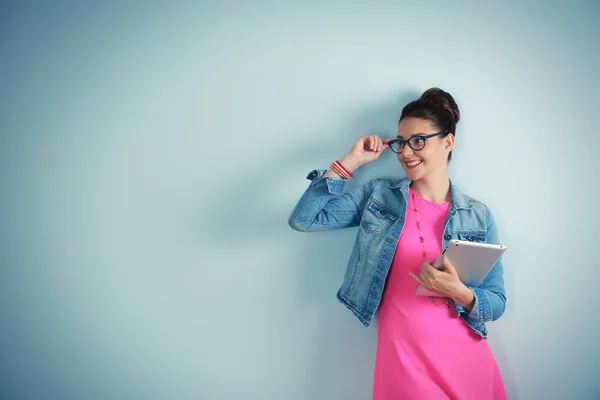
[409, 256, 464, 297]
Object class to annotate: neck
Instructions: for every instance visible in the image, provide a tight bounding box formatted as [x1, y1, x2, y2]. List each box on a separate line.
[410, 172, 451, 203]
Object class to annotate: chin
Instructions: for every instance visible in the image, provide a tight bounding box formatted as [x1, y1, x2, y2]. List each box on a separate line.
[403, 172, 418, 182]
[403, 168, 424, 181]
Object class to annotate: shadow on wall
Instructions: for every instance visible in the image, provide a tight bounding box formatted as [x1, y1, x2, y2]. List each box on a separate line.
[201, 91, 418, 238]
[198, 91, 414, 398]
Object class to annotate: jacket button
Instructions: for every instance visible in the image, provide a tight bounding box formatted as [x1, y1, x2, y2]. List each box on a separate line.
[444, 234, 452, 240]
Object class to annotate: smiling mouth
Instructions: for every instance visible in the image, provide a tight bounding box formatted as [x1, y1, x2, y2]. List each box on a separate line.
[406, 160, 422, 168]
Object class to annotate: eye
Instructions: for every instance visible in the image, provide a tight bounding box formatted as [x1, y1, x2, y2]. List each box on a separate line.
[412, 137, 426, 145]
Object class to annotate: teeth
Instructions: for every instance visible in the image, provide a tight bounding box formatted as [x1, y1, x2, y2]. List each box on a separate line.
[407, 160, 422, 167]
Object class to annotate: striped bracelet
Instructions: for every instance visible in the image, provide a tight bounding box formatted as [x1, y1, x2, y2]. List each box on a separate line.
[330, 160, 354, 179]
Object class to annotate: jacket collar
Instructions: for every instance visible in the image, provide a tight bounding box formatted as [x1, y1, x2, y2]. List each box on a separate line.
[388, 177, 472, 210]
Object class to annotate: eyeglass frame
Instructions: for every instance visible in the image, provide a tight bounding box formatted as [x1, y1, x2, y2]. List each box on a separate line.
[387, 131, 450, 154]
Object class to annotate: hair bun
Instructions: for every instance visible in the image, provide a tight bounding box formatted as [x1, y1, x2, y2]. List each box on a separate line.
[420, 87, 460, 124]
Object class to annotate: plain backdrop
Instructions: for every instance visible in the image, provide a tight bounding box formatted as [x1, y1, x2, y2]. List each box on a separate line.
[1, 1, 599, 399]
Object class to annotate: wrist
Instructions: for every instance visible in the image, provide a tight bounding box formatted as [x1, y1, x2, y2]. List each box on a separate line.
[451, 284, 475, 309]
[339, 154, 362, 172]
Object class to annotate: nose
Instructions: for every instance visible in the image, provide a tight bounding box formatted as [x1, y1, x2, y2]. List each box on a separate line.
[402, 144, 414, 158]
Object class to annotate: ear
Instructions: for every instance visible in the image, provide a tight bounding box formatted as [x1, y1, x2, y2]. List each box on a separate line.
[444, 133, 455, 152]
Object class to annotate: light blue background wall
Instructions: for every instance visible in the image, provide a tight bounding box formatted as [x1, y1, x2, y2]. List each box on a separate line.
[1, 1, 599, 399]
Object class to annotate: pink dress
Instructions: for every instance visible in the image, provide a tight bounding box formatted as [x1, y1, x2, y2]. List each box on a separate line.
[372, 188, 506, 400]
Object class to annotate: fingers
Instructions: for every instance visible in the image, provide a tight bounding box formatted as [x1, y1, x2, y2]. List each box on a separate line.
[356, 135, 390, 163]
[441, 256, 456, 274]
[376, 136, 386, 152]
[361, 135, 371, 152]
[421, 262, 436, 281]
[365, 135, 388, 152]
[409, 263, 432, 289]
[409, 272, 427, 288]
[372, 135, 380, 152]
[412, 261, 444, 291]
[410, 271, 438, 293]
[382, 138, 390, 150]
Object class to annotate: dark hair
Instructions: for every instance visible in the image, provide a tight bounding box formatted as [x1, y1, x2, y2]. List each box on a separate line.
[399, 88, 460, 162]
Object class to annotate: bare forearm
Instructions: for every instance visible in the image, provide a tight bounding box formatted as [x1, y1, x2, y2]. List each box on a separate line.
[323, 154, 362, 179]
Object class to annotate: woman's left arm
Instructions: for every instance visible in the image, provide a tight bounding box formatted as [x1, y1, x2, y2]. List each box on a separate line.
[453, 207, 507, 323]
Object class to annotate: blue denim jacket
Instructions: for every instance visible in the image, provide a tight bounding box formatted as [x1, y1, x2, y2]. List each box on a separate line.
[288, 169, 506, 338]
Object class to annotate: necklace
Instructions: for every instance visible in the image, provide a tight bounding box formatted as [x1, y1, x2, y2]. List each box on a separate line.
[411, 189, 450, 308]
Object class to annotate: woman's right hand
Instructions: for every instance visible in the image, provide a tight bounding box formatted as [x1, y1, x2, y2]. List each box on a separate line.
[342, 135, 390, 170]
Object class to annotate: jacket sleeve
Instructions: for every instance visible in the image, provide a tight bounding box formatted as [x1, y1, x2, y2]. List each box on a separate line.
[288, 169, 378, 232]
[455, 207, 507, 323]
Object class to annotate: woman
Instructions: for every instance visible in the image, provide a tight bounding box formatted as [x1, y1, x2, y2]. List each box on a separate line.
[288, 88, 507, 399]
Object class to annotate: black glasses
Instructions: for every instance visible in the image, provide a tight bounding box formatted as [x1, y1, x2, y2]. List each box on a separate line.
[387, 132, 448, 154]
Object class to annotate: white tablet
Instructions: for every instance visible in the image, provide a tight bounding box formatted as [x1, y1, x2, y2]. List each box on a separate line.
[415, 240, 507, 297]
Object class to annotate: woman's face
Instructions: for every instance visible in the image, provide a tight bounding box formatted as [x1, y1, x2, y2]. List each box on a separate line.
[396, 117, 454, 181]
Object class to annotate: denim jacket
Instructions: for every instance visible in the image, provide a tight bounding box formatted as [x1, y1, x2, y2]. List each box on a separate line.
[288, 169, 506, 338]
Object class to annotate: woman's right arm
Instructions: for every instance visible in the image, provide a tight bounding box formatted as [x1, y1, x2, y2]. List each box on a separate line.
[288, 135, 389, 232]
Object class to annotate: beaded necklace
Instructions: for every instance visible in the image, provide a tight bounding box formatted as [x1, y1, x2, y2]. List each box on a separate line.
[411, 188, 450, 308]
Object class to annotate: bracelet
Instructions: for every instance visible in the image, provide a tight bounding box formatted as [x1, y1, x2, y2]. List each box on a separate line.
[330, 162, 349, 179]
[334, 160, 354, 178]
[329, 166, 346, 179]
[330, 160, 354, 179]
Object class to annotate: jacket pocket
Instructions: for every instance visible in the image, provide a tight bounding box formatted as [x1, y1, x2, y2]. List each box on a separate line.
[360, 199, 398, 235]
[456, 231, 487, 243]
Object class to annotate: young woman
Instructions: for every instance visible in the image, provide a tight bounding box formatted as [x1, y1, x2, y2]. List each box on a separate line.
[288, 88, 507, 399]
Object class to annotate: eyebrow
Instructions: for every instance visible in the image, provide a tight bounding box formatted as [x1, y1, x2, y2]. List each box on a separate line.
[396, 133, 428, 139]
